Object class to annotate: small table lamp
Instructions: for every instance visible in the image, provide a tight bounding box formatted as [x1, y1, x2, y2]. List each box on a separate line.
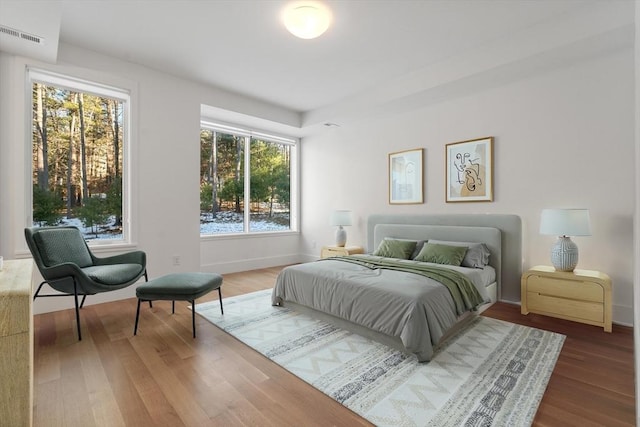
[539, 208, 591, 272]
[330, 210, 352, 247]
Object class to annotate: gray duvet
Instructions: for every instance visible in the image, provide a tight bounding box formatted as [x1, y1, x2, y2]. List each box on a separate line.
[271, 255, 490, 362]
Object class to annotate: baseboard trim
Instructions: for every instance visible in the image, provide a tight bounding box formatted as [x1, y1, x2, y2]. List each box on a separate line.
[33, 285, 138, 315]
[501, 300, 633, 328]
[200, 254, 302, 275]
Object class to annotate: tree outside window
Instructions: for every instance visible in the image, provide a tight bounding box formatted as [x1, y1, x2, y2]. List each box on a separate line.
[200, 126, 293, 235]
[31, 76, 127, 241]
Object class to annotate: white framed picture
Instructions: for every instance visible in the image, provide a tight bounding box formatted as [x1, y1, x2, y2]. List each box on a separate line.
[389, 148, 423, 204]
[445, 137, 493, 202]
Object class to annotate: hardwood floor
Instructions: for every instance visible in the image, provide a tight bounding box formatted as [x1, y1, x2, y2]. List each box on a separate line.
[33, 267, 635, 426]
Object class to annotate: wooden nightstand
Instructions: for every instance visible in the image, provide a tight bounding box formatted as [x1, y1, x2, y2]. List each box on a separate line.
[320, 246, 364, 259]
[521, 265, 612, 332]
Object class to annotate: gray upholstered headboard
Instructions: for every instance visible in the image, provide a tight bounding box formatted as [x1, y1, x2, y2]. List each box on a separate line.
[373, 224, 501, 287]
[367, 214, 522, 302]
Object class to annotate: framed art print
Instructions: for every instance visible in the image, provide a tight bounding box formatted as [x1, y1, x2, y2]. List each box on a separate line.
[445, 137, 493, 202]
[389, 148, 423, 204]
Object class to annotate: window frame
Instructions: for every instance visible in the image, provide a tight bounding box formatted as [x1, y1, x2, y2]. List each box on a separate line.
[26, 67, 135, 248]
[199, 120, 299, 238]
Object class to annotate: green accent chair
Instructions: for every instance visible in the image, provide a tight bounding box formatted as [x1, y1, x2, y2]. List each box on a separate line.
[25, 226, 148, 340]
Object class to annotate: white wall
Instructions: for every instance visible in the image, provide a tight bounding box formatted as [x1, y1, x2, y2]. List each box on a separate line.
[0, 7, 635, 327]
[300, 48, 635, 325]
[633, 1, 639, 424]
[0, 43, 302, 314]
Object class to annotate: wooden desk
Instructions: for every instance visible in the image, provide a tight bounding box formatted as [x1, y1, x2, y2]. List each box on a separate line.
[0, 259, 34, 426]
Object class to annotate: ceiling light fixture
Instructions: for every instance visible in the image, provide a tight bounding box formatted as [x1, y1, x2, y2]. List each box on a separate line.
[283, 1, 332, 40]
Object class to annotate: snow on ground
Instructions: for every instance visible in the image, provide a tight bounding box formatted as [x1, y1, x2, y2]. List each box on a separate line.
[40, 211, 289, 240]
[55, 217, 122, 240]
[199, 211, 289, 234]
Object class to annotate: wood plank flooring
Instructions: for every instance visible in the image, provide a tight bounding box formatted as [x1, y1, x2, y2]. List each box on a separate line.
[33, 266, 636, 426]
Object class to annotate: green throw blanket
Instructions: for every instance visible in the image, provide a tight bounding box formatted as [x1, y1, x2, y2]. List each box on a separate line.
[323, 254, 487, 315]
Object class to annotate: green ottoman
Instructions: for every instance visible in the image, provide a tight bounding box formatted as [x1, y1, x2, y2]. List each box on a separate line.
[134, 272, 223, 338]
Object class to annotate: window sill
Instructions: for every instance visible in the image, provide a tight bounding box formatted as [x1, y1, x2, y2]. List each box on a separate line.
[200, 230, 299, 242]
[15, 241, 140, 260]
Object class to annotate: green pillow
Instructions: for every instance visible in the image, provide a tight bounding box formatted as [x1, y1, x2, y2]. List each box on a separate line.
[414, 242, 468, 266]
[373, 238, 417, 259]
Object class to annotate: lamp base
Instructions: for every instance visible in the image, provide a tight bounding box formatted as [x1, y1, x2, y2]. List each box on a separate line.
[550, 236, 579, 272]
[335, 226, 347, 247]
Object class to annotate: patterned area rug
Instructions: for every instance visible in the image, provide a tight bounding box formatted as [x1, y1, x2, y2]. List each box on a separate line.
[195, 289, 565, 426]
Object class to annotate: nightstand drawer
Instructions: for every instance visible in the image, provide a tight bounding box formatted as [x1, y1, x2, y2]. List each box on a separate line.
[527, 274, 603, 303]
[521, 266, 612, 332]
[320, 246, 364, 259]
[322, 247, 348, 257]
[526, 292, 604, 323]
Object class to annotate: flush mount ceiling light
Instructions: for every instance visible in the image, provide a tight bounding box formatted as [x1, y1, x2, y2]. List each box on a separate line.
[283, 1, 332, 39]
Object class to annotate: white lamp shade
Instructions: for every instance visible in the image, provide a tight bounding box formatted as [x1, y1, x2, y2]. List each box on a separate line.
[330, 210, 352, 226]
[539, 209, 591, 236]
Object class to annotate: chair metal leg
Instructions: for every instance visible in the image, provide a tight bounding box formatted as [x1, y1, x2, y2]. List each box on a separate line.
[34, 279, 85, 340]
[134, 298, 142, 335]
[191, 300, 196, 338]
[144, 270, 152, 307]
[172, 300, 175, 314]
[218, 287, 224, 315]
[73, 279, 82, 341]
[33, 281, 46, 301]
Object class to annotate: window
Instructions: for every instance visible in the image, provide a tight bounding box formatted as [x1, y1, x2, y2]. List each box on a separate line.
[200, 122, 297, 235]
[29, 69, 130, 242]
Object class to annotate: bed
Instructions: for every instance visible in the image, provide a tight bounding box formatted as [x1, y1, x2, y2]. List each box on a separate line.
[272, 214, 522, 362]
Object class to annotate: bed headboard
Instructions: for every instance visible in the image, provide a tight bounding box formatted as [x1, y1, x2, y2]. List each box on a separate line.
[367, 214, 522, 302]
[373, 224, 501, 285]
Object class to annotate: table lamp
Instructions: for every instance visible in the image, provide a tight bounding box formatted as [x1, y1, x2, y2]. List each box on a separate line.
[330, 210, 352, 247]
[539, 208, 591, 272]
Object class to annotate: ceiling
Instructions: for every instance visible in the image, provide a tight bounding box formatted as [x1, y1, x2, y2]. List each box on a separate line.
[0, 0, 632, 131]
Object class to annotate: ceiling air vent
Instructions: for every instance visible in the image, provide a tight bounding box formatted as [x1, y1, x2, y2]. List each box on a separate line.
[0, 24, 44, 45]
